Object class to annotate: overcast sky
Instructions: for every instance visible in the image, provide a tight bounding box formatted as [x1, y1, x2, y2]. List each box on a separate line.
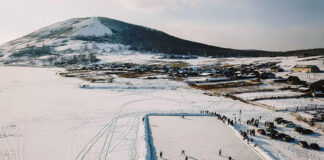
[0, 0, 323, 51]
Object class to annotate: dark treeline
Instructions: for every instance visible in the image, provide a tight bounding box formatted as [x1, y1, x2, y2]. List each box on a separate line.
[10, 45, 52, 58]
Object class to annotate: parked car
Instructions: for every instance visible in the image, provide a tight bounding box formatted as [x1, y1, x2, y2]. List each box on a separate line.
[294, 127, 304, 132]
[267, 133, 277, 139]
[276, 119, 283, 124]
[282, 135, 294, 142]
[269, 129, 278, 134]
[295, 127, 314, 135]
[257, 129, 266, 135]
[276, 133, 288, 139]
[310, 143, 320, 150]
[266, 127, 275, 132]
[274, 117, 283, 123]
[285, 122, 296, 128]
[302, 129, 313, 135]
[299, 141, 309, 148]
[281, 120, 289, 124]
[265, 121, 276, 129]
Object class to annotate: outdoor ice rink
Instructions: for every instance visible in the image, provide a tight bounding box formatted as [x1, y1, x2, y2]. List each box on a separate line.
[149, 116, 262, 160]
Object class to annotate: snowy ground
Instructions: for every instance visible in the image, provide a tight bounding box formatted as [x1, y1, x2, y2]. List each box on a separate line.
[256, 98, 324, 111]
[149, 116, 261, 160]
[220, 56, 324, 71]
[235, 90, 303, 101]
[0, 66, 323, 160]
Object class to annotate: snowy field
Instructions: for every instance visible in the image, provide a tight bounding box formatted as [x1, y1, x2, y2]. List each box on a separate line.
[256, 98, 324, 111]
[235, 90, 303, 101]
[149, 116, 261, 160]
[97, 53, 219, 66]
[0, 66, 323, 160]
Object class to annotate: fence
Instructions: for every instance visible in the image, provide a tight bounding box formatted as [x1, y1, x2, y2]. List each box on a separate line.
[226, 94, 277, 112]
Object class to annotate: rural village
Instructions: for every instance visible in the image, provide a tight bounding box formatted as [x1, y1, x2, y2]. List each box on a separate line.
[53, 55, 324, 160]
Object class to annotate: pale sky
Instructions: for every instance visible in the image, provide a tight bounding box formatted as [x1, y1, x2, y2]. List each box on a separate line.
[0, 0, 323, 51]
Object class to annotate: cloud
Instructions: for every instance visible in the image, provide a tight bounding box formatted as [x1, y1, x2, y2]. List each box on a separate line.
[118, 0, 212, 13]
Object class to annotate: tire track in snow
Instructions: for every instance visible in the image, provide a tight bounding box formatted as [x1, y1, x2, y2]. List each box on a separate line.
[67, 119, 90, 160]
[75, 113, 139, 160]
[0, 122, 28, 160]
[75, 119, 115, 160]
[100, 100, 151, 160]
[73, 121, 90, 159]
[106, 115, 139, 157]
[124, 115, 141, 160]
[98, 117, 118, 160]
[75, 99, 152, 160]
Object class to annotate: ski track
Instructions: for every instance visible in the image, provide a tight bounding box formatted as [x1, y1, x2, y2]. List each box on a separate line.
[76, 119, 114, 160]
[107, 115, 139, 157]
[67, 119, 90, 160]
[0, 123, 27, 160]
[75, 99, 152, 160]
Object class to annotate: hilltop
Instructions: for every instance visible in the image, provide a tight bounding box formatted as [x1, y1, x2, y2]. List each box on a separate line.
[0, 17, 323, 66]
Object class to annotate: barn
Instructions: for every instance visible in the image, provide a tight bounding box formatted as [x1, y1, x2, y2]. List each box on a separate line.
[292, 65, 320, 73]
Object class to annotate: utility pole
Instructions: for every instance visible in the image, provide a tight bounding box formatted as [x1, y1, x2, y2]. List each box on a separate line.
[239, 108, 242, 128]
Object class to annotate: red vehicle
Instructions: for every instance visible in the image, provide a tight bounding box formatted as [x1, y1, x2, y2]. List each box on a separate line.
[257, 129, 266, 135]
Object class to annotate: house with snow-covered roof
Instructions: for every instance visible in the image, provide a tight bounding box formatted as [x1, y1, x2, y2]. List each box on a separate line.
[292, 65, 320, 73]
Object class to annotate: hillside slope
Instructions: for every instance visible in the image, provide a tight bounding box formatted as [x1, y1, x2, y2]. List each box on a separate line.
[0, 17, 323, 66]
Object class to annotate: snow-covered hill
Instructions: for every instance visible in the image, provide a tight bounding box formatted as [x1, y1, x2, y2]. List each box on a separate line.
[0, 17, 132, 66]
[0, 16, 229, 66]
[1, 16, 229, 66]
[1, 17, 323, 66]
